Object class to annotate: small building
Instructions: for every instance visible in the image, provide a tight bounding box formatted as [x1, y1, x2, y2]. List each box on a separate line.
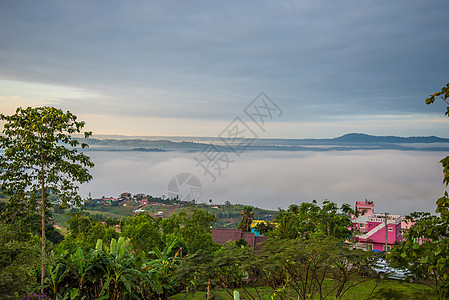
[250, 220, 268, 236]
[120, 192, 132, 200]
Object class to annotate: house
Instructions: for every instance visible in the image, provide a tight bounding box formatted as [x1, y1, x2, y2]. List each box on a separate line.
[135, 193, 146, 200]
[120, 192, 132, 200]
[352, 200, 402, 252]
[250, 220, 268, 236]
[211, 228, 268, 251]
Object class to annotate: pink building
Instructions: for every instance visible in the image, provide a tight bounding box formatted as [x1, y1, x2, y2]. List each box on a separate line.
[352, 200, 403, 252]
[355, 199, 375, 216]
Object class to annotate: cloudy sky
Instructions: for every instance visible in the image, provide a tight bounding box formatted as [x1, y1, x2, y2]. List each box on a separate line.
[1, 0, 448, 138]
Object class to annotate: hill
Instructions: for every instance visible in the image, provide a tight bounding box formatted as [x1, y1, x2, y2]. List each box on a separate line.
[51, 198, 277, 230]
[79, 133, 449, 152]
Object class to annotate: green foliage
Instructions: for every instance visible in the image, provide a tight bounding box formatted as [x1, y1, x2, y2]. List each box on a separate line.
[0, 223, 41, 295]
[60, 212, 119, 252]
[426, 83, 449, 207]
[261, 236, 375, 300]
[271, 200, 353, 240]
[177, 236, 376, 300]
[389, 211, 449, 298]
[121, 213, 163, 253]
[426, 83, 449, 116]
[0, 106, 94, 216]
[146, 239, 183, 297]
[46, 237, 158, 300]
[254, 221, 276, 236]
[176, 243, 257, 298]
[44, 225, 64, 245]
[160, 208, 218, 255]
[237, 206, 255, 232]
[0, 107, 94, 287]
[389, 82, 449, 298]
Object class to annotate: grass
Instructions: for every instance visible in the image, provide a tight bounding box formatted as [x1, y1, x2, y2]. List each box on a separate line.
[169, 279, 437, 300]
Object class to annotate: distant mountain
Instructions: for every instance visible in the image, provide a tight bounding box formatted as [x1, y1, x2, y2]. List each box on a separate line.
[333, 133, 449, 144]
[79, 133, 449, 153]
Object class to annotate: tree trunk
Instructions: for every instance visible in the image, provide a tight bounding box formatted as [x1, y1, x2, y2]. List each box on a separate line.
[206, 278, 211, 300]
[41, 155, 46, 293]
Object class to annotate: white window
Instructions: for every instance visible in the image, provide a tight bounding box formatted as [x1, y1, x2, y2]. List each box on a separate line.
[388, 227, 393, 232]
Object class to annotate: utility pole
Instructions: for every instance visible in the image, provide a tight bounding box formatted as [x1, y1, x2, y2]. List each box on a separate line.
[385, 212, 388, 252]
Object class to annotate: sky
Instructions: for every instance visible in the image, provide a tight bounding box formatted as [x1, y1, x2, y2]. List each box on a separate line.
[1, 0, 449, 138]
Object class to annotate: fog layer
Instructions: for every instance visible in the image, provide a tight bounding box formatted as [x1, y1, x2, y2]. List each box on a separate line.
[79, 150, 447, 215]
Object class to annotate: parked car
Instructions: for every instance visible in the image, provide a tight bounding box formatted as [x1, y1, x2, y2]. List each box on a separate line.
[371, 260, 415, 283]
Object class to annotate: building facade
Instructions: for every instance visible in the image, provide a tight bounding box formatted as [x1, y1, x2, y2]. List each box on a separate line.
[352, 200, 403, 251]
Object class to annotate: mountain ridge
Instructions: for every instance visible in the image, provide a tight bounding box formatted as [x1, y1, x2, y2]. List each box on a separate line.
[77, 133, 449, 152]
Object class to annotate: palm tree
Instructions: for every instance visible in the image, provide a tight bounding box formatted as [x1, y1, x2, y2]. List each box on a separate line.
[238, 206, 255, 232]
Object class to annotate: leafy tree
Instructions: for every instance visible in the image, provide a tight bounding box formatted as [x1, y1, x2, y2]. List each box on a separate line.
[0, 107, 94, 289]
[175, 243, 263, 299]
[254, 221, 276, 236]
[238, 206, 255, 232]
[121, 213, 163, 254]
[389, 83, 449, 298]
[146, 239, 182, 298]
[61, 212, 119, 252]
[261, 236, 375, 300]
[0, 223, 41, 295]
[426, 83, 449, 199]
[270, 201, 353, 240]
[43, 224, 64, 245]
[160, 208, 218, 255]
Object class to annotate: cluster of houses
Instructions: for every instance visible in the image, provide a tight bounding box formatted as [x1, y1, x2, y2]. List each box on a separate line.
[93, 192, 152, 206]
[92, 192, 174, 209]
[91, 193, 410, 253]
[212, 199, 411, 253]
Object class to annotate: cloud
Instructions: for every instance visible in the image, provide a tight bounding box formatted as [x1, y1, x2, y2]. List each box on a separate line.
[1, 0, 448, 130]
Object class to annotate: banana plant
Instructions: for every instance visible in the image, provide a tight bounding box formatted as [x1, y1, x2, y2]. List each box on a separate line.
[146, 238, 182, 297]
[70, 247, 94, 298]
[47, 263, 69, 299]
[99, 237, 146, 300]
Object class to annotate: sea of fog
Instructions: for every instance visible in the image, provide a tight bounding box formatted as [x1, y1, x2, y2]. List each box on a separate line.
[78, 150, 447, 215]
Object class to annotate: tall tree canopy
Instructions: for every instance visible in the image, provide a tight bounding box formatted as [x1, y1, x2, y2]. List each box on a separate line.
[0, 106, 94, 289]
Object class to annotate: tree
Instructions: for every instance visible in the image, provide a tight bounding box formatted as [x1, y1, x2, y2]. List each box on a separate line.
[160, 208, 218, 255]
[122, 213, 163, 254]
[389, 83, 449, 298]
[238, 206, 255, 232]
[61, 212, 120, 252]
[0, 223, 41, 295]
[261, 236, 376, 300]
[270, 201, 353, 240]
[0, 107, 94, 290]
